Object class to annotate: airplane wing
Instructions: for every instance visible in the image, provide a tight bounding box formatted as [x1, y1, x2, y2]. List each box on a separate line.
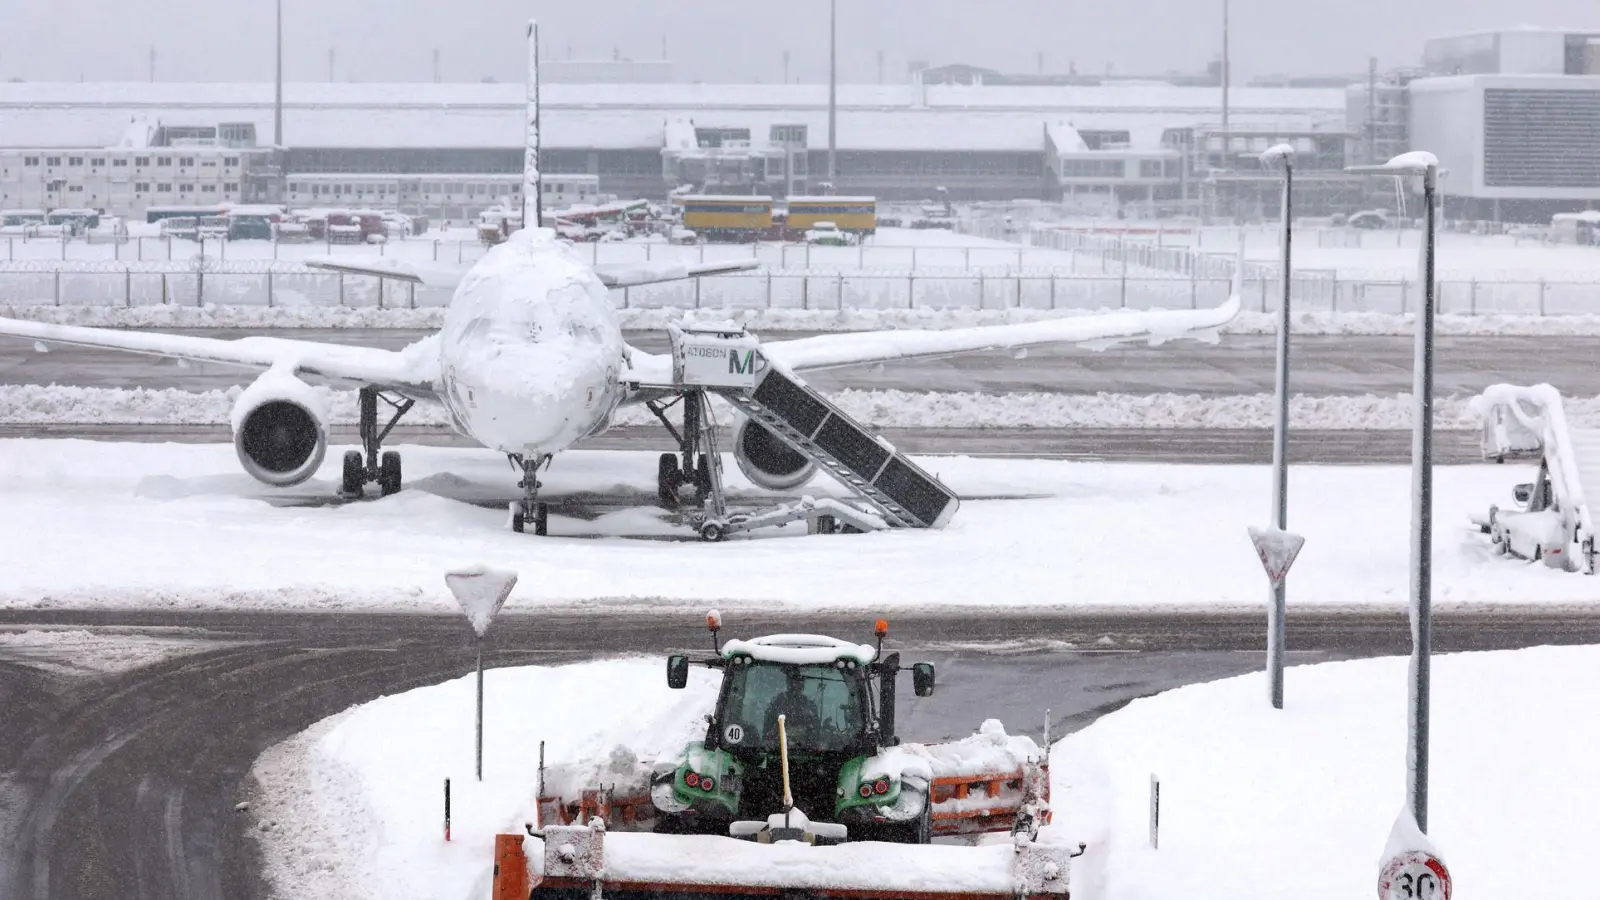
[620, 294, 1242, 390]
[302, 256, 759, 291]
[761, 295, 1241, 372]
[0, 317, 442, 401]
[303, 256, 468, 290]
[592, 258, 760, 288]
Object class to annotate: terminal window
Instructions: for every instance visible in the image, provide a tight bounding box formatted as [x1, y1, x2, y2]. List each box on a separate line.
[1484, 88, 1600, 188]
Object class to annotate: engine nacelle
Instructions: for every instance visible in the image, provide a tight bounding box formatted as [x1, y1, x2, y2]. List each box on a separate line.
[230, 369, 329, 487]
[732, 417, 816, 491]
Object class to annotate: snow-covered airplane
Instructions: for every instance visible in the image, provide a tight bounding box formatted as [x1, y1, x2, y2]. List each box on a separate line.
[0, 19, 1243, 536]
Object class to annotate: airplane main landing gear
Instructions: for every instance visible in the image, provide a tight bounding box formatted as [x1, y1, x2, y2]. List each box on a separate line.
[648, 389, 717, 507]
[508, 453, 551, 535]
[340, 386, 414, 499]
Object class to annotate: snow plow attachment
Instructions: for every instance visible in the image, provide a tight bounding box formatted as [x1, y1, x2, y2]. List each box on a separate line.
[495, 819, 1082, 900]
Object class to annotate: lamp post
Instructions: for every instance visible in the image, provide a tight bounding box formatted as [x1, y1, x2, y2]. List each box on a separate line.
[827, 0, 837, 185]
[1260, 143, 1294, 709]
[1345, 151, 1440, 832]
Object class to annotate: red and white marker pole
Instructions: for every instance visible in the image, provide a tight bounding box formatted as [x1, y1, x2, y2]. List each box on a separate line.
[444, 777, 451, 842]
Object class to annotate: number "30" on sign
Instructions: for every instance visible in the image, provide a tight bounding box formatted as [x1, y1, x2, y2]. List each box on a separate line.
[1378, 851, 1452, 900]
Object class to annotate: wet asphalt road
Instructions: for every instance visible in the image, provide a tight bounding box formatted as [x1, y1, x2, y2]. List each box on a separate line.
[3, 329, 1599, 395]
[4, 608, 1600, 900]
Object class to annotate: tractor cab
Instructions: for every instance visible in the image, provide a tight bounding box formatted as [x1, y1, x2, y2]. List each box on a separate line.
[659, 616, 936, 843]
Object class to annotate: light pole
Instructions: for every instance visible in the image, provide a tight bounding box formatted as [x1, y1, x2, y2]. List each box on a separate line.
[827, 0, 837, 186]
[1261, 143, 1293, 709]
[1346, 151, 1440, 832]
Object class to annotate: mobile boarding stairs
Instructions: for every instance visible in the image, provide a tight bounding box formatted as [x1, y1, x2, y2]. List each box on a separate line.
[1471, 383, 1600, 573]
[645, 324, 961, 542]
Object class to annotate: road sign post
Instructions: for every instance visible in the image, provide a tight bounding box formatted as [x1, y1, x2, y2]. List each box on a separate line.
[1377, 809, 1451, 899]
[1348, 151, 1441, 832]
[445, 565, 519, 781]
[1248, 525, 1305, 707]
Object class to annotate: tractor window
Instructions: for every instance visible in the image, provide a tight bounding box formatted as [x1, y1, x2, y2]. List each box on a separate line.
[720, 661, 865, 753]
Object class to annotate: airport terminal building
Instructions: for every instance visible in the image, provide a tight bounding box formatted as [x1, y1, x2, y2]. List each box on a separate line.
[4, 26, 1599, 224]
[0, 79, 1350, 220]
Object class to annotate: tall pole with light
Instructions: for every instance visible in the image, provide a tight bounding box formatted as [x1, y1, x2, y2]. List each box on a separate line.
[274, 0, 285, 202]
[827, 0, 837, 189]
[1261, 143, 1293, 709]
[1346, 151, 1440, 832]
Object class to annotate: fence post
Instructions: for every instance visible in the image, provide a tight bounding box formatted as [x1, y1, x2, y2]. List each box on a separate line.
[378, 277, 385, 309]
[1190, 265, 1198, 309]
[457, 241, 464, 264]
[267, 271, 275, 308]
[1260, 275, 1268, 312]
[1015, 272, 1022, 309]
[339, 273, 346, 306]
[1049, 274, 1057, 309]
[433, 240, 439, 262]
[161, 273, 168, 305]
[1539, 279, 1547, 316]
[54, 271, 61, 306]
[1469, 279, 1477, 316]
[694, 276, 701, 309]
[801, 276, 808, 310]
[766, 272, 772, 309]
[907, 274, 915, 309]
[6, 237, 11, 261]
[1120, 261, 1128, 308]
[838, 273, 844, 309]
[409, 282, 416, 309]
[978, 271, 985, 310]
[197, 268, 204, 307]
[622, 286, 630, 308]
[1400, 280, 1408, 315]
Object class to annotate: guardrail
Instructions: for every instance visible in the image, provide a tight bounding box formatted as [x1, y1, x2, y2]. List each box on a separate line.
[4, 266, 1597, 316]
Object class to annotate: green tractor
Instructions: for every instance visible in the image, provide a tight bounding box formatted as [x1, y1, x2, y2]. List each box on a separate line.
[652, 617, 937, 844]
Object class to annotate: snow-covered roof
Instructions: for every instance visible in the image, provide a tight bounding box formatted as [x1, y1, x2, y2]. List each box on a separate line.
[720, 634, 878, 666]
[0, 81, 1347, 153]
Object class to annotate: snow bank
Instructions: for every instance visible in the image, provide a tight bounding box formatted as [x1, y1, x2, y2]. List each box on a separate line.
[1, 385, 1562, 429]
[1052, 646, 1600, 899]
[0, 441, 1589, 612]
[16, 302, 1600, 335]
[247, 658, 721, 900]
[0, 627, 215, 674]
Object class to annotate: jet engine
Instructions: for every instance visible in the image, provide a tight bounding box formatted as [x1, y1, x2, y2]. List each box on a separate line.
[230, 369, 329, 487]
[732, 417, 816, 491]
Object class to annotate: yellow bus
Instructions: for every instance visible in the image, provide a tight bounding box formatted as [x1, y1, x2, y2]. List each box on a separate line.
[678, 195, 773, 242]
[784, 196, 877, 235]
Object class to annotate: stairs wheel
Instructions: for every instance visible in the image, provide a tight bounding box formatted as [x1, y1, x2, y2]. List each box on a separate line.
[699, 521, 726, 543]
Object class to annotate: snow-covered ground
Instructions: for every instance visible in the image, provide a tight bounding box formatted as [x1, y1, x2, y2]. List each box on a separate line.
[0, 440, 1589, 612]
[0, 383, 1575, 430]
[248, 646, 1595, 900]
[249, 659, 722, 900]
[0, 626, 219, 674]
[12, 301, 1600, 335]
[1055, 644, 1598, 899]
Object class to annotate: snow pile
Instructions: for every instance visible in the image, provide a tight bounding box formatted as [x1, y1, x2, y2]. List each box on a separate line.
[1, 442, 1590, 612]
[13, 302, 1600, 336]
[5, 384, 1586, 430]
[864, 718, 1043, 785]
[248, 658, 720, 900]
[0, 627, 215, 674]
[1052, 646, 1600, 899]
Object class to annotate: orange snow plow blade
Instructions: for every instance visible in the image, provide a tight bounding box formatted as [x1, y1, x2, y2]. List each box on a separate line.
[494, 821, 1081, 900]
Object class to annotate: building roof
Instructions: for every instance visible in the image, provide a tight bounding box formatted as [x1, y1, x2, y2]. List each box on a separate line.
[0, 81, 1347, 153]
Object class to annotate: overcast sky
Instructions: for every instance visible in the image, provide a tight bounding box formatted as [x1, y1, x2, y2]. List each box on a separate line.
[2, 1, 1591, 84]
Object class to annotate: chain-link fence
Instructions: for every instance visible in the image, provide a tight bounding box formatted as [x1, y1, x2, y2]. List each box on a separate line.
[3, 264, 1596, 316]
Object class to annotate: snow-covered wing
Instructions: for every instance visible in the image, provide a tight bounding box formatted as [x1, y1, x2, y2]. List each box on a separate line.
[593, 258, 760, 289]
[0, 316, 441, 399]
[302, 256, 468, 290]
[760, 296, 1240, 372]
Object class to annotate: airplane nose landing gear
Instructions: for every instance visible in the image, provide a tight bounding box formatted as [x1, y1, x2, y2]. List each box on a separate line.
[509, 453, 551, 535]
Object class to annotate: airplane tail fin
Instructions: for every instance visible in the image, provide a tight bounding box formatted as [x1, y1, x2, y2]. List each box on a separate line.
[525, 19, 542, 231]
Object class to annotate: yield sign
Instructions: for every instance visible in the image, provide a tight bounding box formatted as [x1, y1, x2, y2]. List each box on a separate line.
[445, 565, 519, 638]
[1248, 526, 1306, 588]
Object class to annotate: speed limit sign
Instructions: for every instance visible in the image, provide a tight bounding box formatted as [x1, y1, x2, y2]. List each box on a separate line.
[1378, 850, 1452, 900]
